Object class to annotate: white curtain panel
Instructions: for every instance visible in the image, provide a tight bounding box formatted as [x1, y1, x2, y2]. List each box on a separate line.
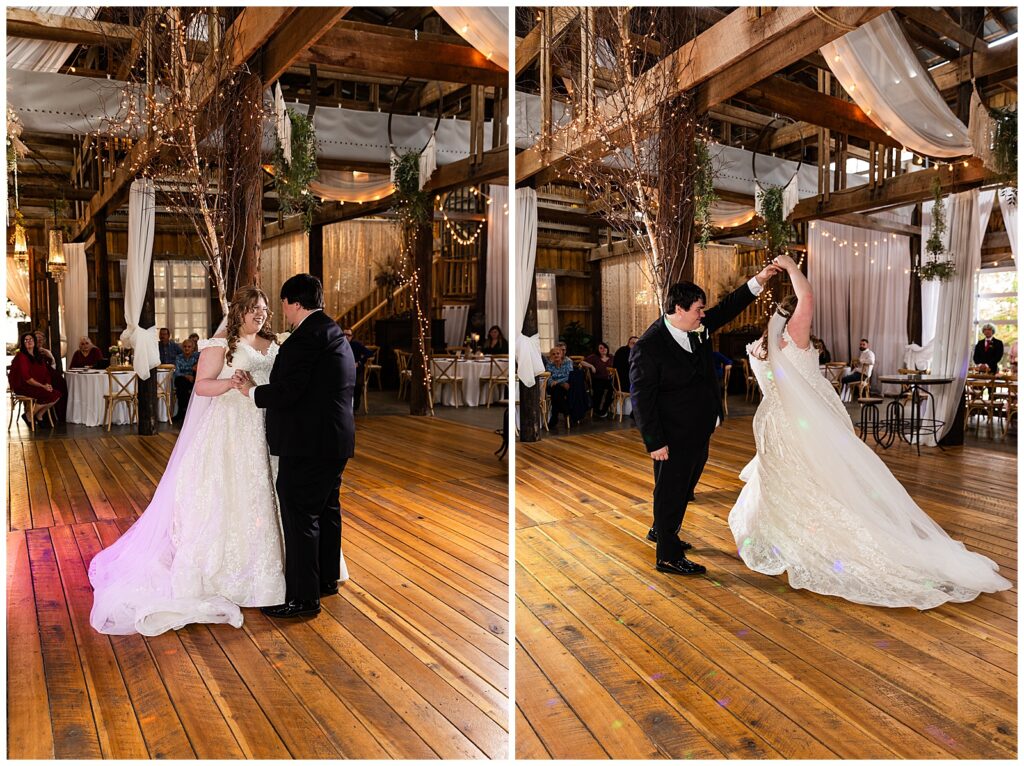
[7, 7, 99, 72]
[485, 185, 509, 335]
[61, 243, 88, 369]
[999, 192, 1017, 265]
[808, 223, 853, 365]
[274, 82, 292, 164]
[6, 257, 31, 314]
[121, 178, 161, 379]
[710, 200, 755, 229]
[442, 304, 470, 348]
[924, 189, 993, 445]
[600, 250, 661, 350]
[821, 12, 971, 158]
[515, 188, 544, 386]
[309, 171, 394, 204]
[433, 7, 509, 71]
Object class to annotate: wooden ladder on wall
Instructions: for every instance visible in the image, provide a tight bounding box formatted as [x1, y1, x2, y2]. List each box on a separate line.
[337, 254, 443, 338]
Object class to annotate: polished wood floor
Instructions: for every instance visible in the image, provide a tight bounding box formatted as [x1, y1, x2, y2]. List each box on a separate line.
[8, 416, 509, 759]
[515, 417, 1016, 759]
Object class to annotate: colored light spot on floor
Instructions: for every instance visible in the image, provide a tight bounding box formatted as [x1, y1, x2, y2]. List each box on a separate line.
[736, 629, 749, 637]
[797, 418, 809, 429]
[546, 698, 559, 707]
[743, 537, 752, 547]
[650, 672, 665, 681]
[874, 640, 889, 649]
[611, 720, 623, 730]
[717, 698, 731, 707]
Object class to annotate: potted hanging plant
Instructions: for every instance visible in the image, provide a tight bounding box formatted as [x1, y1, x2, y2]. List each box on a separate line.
[989, 105, 1017, 206]
[918, 177, 956, 282]
[272, 108, 320, 233]
[694, 137, 718, 249]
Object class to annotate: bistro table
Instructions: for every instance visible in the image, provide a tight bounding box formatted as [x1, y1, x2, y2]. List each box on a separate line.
[66, 368, 174, 427]
[876, 375, 954, 455]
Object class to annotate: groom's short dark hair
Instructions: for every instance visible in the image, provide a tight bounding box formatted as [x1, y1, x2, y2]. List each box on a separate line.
[665, 282, 706, 314]
[280, 273, 323, 310]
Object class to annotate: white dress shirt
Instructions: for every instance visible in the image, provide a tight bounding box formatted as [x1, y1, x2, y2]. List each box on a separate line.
[858, 348, 876, 369]
[664, 277, 764, 352]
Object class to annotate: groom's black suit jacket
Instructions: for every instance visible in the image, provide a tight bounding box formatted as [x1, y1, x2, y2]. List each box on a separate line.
[630, 283, 758, 452]
[254, 310, 356, 458]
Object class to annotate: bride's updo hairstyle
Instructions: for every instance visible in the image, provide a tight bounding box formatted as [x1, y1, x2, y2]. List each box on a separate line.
[224, 285, 277, 365]
[753, 293, 799, 360]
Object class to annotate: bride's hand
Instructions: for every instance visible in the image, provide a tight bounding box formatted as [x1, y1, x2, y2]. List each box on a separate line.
[772, 253, 797, 272]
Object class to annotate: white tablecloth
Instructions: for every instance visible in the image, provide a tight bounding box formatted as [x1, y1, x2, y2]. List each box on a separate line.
[66, 368, 174, 427]
[431, 357, 508, 406]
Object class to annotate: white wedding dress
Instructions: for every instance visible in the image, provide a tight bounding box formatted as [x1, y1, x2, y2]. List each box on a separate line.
[91, 338, 296, 635]
[728, 313, 1012, 609]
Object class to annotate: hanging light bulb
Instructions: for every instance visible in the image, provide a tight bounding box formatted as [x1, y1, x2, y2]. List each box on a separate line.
[47, 229, 66, 283]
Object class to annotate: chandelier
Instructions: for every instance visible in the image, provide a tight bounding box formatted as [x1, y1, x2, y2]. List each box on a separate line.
[47, 228, 66, 283]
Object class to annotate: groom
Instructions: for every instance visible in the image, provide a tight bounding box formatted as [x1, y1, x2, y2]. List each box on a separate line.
[630, 262, 780, 576]
[236, 273, 356, 617]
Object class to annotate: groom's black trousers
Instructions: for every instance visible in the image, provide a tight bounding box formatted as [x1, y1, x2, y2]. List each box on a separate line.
[276, 455, 348, 602]
[652, 442, 709, 561]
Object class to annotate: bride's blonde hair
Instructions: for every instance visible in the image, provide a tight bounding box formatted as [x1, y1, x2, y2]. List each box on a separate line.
[752, 293, 798, 360]
[225, 286, 277, 365]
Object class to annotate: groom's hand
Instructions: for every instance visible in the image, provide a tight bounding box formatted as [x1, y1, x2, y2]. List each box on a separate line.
[753, 261, 783, 285]
[650, 446, 669, 461]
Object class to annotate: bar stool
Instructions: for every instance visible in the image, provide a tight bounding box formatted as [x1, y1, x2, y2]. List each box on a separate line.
[857, 395, 884, 442]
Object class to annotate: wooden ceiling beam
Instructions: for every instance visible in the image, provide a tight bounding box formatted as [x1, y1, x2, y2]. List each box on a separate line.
[897, 16, 962, 62]
[928, 41, 1017, 93]
[518, 6, 888, 184]
[738, 75, 900, 148]
[6, 8, 136, 46]
[261, 7, 353, 84]
[897, 7, 987, 54]
[791, 160, 998, 222]
[822, 212, 921, 236]
[298, 22, 507, 87]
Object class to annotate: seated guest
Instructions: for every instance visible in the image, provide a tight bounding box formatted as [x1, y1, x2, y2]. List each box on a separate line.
[158, 327, 181, 365]
[188, 332, 200, 346]
[973, 323, 1004, 373]
[613, 336, 639, 394]
[544, 345, 575, 428]
[481, 325, 509, 354]
[342, 328, 372, 411]
[33, 330, 68, 423]
[8, 332, 61, 427]
[811, 335, 831, 364]
[173, 338, 200, 422]
[71, 336, 105, 368]
[841, 338, 875, 387]
[582, 341, 614, 418]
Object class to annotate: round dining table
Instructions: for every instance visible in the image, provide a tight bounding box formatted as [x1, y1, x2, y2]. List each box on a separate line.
[66, 368, 175, 427]
[431, 356, 507, 407]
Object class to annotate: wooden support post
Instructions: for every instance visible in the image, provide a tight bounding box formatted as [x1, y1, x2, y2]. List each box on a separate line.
[223, 69, 264, 293]
[409, 223, 433, 416]
[539, 9, 553, 141]
[94, 211, 111, 348]
[908, 204, 922, 344]
[46, 272, 62, 374]
[308, 223, 324, 284]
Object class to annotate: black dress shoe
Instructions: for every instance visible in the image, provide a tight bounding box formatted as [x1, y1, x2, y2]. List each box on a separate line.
[645, 527, 692, 550]
[689, 492, 697, 502]
[320, 583, 339, 597]
[656, 556, 706, 576]
[261, 599, 321, 618]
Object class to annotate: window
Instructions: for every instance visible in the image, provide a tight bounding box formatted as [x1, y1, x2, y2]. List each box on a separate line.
[154, 260, 210, 340]
[974, 267, 1017, 368]
[535, 272, 558, 354]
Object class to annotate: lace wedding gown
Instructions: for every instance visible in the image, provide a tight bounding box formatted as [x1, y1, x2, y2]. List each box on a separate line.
[728, 314, 1012, 609]
[90, 339, 288, 634]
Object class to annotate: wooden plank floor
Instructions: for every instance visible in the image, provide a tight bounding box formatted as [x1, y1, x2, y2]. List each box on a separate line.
[8, 416, 509, 759]
[515, 417, 1017, 759]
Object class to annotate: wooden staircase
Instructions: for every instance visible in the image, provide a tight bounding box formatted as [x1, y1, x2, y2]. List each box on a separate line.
[337, 254, 443, 337]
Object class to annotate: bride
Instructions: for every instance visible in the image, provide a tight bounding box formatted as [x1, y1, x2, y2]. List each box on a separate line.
[728, 254, 1012, 609]
[90, 286, 346, 635]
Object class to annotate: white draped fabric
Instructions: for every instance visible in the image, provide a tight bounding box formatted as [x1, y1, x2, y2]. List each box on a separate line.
[120, 179, 161, 380]
[7, 7, 99, 72]
[6, 257, 31, 314]
[515, 188, 544, 386]
[442, 305, 470, 348]
[821, 12, 971, 158]
[433, 7, 509, 71]
[808, 215, 911, 383]
[999, 192, 1017, 265]
[273, 82, 292, 164]
[8, 69, 492, 166]
[61, 243, 88, 369]
[710, 200, 755, 229]
[485, 185, 509, 335]
[924, 190, 994, 445]
[600, 250, 661, 349]
[310, 171, 394, 204]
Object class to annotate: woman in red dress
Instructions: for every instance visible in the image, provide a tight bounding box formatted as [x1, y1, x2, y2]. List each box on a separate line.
[9, 332, 61, 426]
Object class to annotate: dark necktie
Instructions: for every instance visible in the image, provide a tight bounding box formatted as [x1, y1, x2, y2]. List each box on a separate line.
[688, 332, 701, 348]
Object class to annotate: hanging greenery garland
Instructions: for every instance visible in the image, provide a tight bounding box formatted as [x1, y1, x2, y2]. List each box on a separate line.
[693, 138, 717, 249]
[918, 176, 955, 282]
[391, 151, 433, 226]
[756, 185, 793, 256]
[272, 108, 319, 233]
[989, 105, 1017, 206]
